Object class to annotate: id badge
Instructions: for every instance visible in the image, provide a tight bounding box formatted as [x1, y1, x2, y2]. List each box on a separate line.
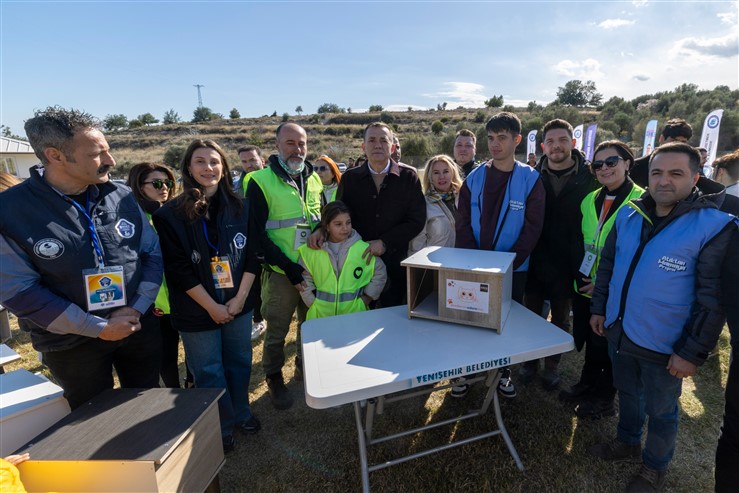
[83, 266, 127, 311]
[293, 223, 311, 250]
[211, 256, 235, 289]
[579, 247, 597, 276]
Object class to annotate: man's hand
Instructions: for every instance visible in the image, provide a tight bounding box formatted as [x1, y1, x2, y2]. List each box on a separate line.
[294, 276, 309, 293]
[362, 240, 386, 264]
[590, 315, 606, 336]
[99, 316, 141, 341]
[307, 228, 324, 250]
[579, 278, 594, 297]
[208, 304, 234, 324]
[667, 353, 697, 379]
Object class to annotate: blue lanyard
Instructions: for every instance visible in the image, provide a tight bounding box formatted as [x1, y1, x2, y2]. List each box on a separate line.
[67, 191, 106, 267]
[201, 219, 219, 257]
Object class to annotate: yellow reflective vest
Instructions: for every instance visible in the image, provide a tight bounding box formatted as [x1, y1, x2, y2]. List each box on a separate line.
[576, 182, 644, 297]
[146, 211, 170, 314]
[251, 167, 323, 274]
[298, 241, 375, 320]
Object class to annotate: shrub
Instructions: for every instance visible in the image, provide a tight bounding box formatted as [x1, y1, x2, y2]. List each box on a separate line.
[379, 111, 395, 124]
[431, 120, 444, 135]
[163, 145, 186, 168]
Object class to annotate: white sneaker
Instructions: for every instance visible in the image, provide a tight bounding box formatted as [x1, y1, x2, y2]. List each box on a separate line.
[251, 321, 266, 341]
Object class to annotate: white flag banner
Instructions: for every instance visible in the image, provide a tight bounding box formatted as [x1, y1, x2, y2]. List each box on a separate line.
[699, 109, 723, 173]
[583, 124, 598, 162]
[527, 130, 538, 156]
[642, 119, 658, 157]
[573, 124, 584, 150]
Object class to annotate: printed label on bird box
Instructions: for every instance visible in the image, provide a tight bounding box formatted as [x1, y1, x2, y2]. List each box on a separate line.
[445, 279, 489, 314]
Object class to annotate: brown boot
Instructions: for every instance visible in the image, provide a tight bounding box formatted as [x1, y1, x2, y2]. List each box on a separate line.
[626, 464, 666, 492]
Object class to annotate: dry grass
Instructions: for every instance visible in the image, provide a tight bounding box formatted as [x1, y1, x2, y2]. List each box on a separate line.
[4, 314, 729, 492]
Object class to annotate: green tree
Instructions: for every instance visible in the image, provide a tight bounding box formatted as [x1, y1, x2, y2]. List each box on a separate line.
[229, 108, 241, 119]
[270, 110, 277, 117]
[368, 104, 383, 112]
[128, 119, 144, 129]
[282, 112, 290, 122]
[555, 80, 603, 107]
[379, 111, 395, 124]
[474, 110, 486, 123]
[103, 114, 128, 131]
[317, 103, 346, 114]
[431, 120, 444, 135]
[162, 109, 180, 124]
[295, 105, 303, 115]
[484, 95, 504, 108]
[402, 134, 434, 167]
[163, 145, 186, 168]
[137, 113, 159, 126]
[192, 106, 215, 123]
[0, 125, 25, 140]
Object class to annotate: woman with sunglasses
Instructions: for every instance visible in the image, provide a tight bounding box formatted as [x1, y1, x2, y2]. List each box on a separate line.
[314, 155, 342, 203]
[126, 163, 182, 388]
[153, 140, 261, 453]
[563, 140, 644, 419]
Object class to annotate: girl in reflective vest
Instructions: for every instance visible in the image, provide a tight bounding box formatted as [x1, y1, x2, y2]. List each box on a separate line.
[298, 201, 387, 320]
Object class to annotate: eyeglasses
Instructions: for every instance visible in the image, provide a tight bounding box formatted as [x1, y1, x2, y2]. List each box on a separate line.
[316, 165, 330, 172]
[591, 156, 624, 171]
[144, 179, 174, 190]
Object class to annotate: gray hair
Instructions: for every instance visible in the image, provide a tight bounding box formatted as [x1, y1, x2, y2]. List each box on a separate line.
[24, 106, 100, 164]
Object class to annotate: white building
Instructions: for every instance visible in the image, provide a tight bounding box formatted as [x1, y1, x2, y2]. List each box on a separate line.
[0, 136, 38, 179]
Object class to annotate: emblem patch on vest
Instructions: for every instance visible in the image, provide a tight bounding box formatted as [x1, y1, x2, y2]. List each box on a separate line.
[233, 232, 246, 250]
[115, 219, 135, 238]
[657, 255, 687, 273]
[353, 266, 364, 279]
[33, 238, 64, 259]
[191, 250, 201, 264]
[509, 200, 524, 211]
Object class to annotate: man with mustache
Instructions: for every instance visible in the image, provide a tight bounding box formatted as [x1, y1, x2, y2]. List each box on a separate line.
[247, 122, 323, 409]
[588, 143, 735, 492]
[522, 119, 599, 391]
[0, 106, 163, 409]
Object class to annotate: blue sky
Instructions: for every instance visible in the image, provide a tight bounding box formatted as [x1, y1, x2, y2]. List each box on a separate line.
[1, 1, 737, 135]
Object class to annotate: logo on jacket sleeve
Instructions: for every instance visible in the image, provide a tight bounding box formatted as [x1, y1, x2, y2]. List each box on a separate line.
[233, 232, 246, 250]
[115, 219, 136, 238]
[33, 238, 64, 259]
[657, 255, 687, 272]
[191, 250, 201, 264]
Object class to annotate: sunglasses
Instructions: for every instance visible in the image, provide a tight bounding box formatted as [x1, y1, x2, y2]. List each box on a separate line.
[591, 156, 623, 171]
[316, 165, 330, 172]
[144, 179, 174, 190]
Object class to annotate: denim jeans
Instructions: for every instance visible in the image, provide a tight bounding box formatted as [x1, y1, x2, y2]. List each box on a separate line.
[609, 343, 683, 471]
[180, 312, 253, 438]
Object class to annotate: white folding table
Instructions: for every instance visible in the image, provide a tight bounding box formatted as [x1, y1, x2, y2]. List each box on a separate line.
[302, 302, 574, 492]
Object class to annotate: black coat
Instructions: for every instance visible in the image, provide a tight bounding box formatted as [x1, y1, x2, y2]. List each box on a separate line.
[526, 149, 600, 300]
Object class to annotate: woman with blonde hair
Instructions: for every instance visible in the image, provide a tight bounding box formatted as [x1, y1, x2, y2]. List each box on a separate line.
[408, 154, 462, 256]
[314, 155, 342, 203]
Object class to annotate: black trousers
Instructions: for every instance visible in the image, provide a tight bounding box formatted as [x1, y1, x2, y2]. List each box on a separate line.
[571, 294, 615, 400]
[43, 314, 162, 410]
[716, 343, 739, 492]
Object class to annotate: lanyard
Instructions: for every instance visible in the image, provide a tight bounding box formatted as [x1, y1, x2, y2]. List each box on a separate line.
[201, 219, 219, 256]
[67, 191, 106, 267]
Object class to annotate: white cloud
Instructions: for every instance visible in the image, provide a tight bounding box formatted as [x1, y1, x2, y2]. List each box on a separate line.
[552, 58, 604, 79]
[717, 11, 737, 26]
[670, 32, 739, 62]
[632, 74, 650, 81]
[598, 18, 635, 29]
[423, 82, 488, 107]
[632, 0, 648, 8]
